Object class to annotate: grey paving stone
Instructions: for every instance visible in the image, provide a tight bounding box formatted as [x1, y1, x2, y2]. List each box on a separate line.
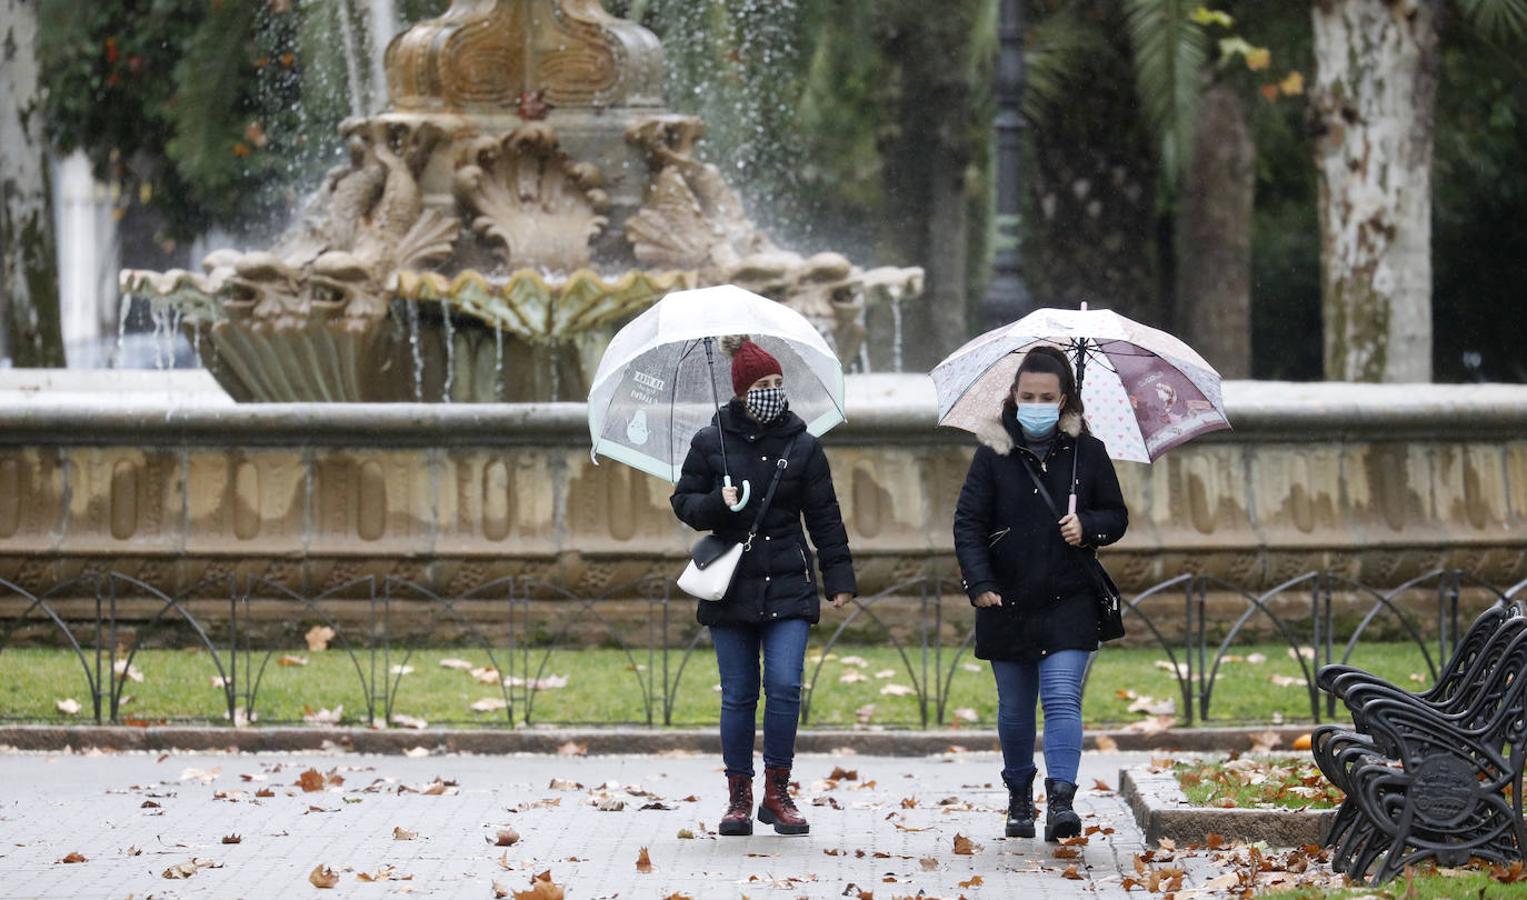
[0, 749, 1241, 898]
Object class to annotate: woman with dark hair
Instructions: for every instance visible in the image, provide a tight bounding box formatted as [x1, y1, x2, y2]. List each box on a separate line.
[951, 345, 1129, 841]
[670, 336, 856, 838]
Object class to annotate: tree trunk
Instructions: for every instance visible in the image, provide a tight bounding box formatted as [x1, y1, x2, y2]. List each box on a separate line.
[0, 0, 65, 367]
[874, 0, 984, 370]
[1175, 82, 1253, 378]
[1311, 0, 1439, 382]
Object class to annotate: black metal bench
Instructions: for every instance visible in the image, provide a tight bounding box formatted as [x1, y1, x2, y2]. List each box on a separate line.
[1311, 600, 1527, 884]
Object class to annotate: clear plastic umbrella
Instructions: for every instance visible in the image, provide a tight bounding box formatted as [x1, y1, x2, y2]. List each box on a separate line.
[588, 285, 846, 507]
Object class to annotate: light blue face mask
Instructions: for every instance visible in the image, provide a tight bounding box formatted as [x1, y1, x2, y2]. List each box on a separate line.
[1016, 402, 1061, 438]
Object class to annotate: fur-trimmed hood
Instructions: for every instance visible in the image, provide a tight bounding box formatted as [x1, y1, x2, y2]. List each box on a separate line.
[973, 405, 1083, 455]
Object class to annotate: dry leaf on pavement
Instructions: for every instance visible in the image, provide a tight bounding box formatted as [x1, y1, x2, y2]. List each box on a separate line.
[557, 741, 587, 757]
[494, 827, 520, 847]
[308, 864, 340, 888]
[953, 833, 978, 855]
[163, 858, 221, 879]
[512, 870, 565, 900]
[221, 834, 241, 844]
[393, 826, 417, 841]
[636, 847, 653, 873]
[57, 852, 87, 864]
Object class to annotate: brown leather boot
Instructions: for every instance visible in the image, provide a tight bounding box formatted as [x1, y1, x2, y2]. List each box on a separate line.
[757, 767, 809, 835]
[719, 774, 753, 836]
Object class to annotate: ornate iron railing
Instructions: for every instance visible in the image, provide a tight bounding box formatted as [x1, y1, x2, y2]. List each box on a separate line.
[0, 569, 1522, 729]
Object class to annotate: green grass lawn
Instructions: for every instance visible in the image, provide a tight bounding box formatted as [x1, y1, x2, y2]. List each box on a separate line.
[1175, 755, 1343, 810]
[1267, 867, 1527, 899]
[0, 640, 1441, 729]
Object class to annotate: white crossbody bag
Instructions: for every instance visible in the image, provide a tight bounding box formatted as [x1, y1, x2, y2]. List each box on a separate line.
[677, 437, 799, 602]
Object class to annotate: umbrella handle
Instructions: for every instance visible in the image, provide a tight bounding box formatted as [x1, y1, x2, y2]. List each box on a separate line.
[725, 475, 752, 512]
[1067, 493, 1078, 516]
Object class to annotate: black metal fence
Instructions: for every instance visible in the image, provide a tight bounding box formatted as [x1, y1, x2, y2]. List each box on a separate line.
[1, 569, 1522, 729]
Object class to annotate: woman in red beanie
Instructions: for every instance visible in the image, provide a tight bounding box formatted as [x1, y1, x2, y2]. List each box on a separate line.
[670, 335, 856, 837]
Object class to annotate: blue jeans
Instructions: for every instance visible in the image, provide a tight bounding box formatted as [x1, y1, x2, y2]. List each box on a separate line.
[710, 618, 810, 777]
[991, 650, 1091, 786]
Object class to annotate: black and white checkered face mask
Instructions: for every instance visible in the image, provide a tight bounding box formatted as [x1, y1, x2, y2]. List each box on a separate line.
[744, 386, 789, 424]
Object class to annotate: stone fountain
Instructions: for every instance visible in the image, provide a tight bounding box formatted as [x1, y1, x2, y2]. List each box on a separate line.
[120, 0, 923, 402]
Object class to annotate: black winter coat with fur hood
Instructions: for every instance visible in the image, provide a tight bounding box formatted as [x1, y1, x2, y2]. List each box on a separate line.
[953, 404, 1129, 661]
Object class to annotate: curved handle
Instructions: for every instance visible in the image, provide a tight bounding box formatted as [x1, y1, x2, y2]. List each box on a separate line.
[724, 476, 752, 512]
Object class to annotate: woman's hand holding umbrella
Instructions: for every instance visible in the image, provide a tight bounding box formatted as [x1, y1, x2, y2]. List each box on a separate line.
[1058, 513, 1084, 547]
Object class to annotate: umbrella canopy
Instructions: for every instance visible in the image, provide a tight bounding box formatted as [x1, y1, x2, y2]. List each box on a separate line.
[588, 285, 847, 483]
[931, 306, 1231, 463]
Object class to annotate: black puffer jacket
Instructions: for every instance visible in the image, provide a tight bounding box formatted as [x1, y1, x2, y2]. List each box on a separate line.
[671, 398, 856, 627]
[953, 404, 1129, 661]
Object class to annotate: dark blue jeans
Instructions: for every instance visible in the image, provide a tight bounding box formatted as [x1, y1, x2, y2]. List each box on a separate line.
[710, 617, 810, 777]
[991, 650, 1091, 786]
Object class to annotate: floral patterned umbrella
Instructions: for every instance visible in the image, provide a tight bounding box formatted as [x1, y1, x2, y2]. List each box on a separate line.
[931, 305, 1231, 465]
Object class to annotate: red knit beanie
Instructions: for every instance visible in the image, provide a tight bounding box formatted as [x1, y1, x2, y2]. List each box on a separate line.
[729, 338, 783, 397]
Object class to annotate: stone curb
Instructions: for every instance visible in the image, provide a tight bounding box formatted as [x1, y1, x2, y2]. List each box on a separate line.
[1119, 765, 1335, 848]
[0, 724, 1319, 756]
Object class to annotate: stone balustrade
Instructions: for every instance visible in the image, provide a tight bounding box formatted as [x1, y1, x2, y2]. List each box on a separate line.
[0, 371, 1522, 599]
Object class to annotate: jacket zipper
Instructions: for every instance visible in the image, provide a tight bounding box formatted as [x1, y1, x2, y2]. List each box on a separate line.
[988, 527, 1011, 548]
[798, 546, 811, 583]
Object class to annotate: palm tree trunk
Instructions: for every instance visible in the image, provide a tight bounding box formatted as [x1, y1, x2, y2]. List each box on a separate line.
[0, 0, 65, 367]
[1311, 0, 1440, 382]
[1175, 82, 1253, 378]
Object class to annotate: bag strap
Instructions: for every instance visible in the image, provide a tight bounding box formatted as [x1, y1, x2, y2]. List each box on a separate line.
[743, 435, 801, 550]
[1016, 449, 1101, 565]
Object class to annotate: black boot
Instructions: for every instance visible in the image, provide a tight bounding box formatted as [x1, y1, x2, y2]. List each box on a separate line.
[1003, 769, 1037, 838]
[1044, 778, 1081, 842]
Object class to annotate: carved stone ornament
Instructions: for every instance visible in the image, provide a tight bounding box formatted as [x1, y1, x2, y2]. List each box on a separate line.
[454, 123, 610, 273]
[384, 0, 664, 112]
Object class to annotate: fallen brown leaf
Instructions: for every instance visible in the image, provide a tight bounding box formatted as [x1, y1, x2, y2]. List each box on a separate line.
[1093, 734, 1120, 752]
[221, 834, 241, 844]
[953, 833, 978, 855]
[394, 826, 417, 841]
[557, 742, 587, 757]
[304, 625, 335, 651]
[57, 852, 87, 864]
[512, 869, 565, 900]
[296, 768, 325, 792]
[494, 827, 520, 847]
[163, 858, 221, 879]
[829, 766, 859, 781]
[1062, 864, 1083, 880]
[308, 864, 340, 889]
[960, 874, 984, 888]
[636, 847, 653, 873]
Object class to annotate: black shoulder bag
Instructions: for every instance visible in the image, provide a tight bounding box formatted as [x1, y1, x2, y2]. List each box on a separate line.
[1015, 448, 1126, 642]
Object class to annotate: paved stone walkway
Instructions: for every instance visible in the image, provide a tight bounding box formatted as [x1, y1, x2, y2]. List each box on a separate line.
[0, 748, 1238, 898]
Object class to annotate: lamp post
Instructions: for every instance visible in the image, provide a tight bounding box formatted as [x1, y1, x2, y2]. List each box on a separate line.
[983, 0, 1033, 329]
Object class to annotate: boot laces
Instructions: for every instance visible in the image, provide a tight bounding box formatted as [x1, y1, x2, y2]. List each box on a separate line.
[771, 773, 799, 812]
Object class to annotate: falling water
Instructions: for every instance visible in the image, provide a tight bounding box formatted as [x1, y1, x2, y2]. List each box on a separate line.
[113, 294, 133, 369]
[364, 0, 396, 114]
[335, 3, 368, 118]
[493, 323, 505, 403]
[405, 299, 424, 402]
[440, 306, 455, 403]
